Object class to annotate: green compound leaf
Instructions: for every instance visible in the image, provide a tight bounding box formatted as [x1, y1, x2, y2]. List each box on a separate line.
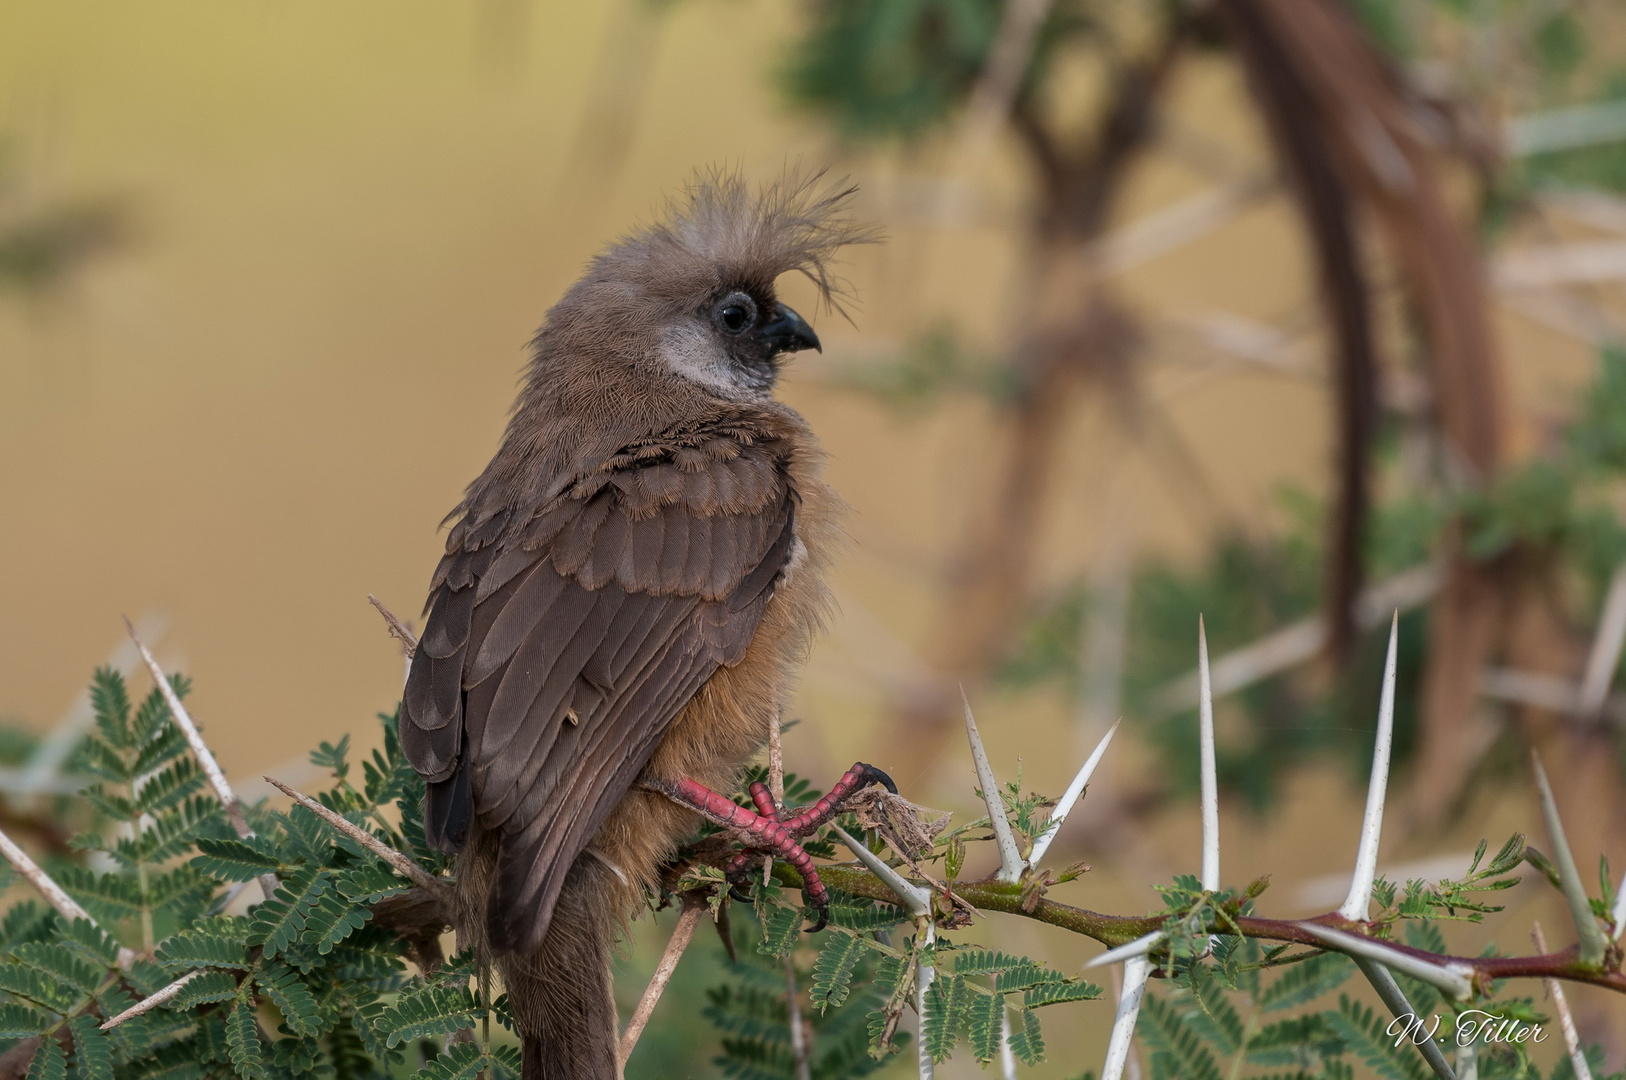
[1187, 964, 1245, 1054]
[1138, 994, 1222, 1080]
[757, 904, 802, 959]
[0, 962, 79, 1013]
[370, 983, 481, 1048]
[0, 1003, 54, 1040]
[247, 867, 326, 959]
[256, 961, 322, 1038]
[57, 920, 123, 970]
[825, 900, 908, 933]
[226, 992, 268, 1080]
[949, 949, 1038, 978]
[1324, 995, 1428, 1080]
[335, 863, 412, 906]
[1259, 952, 1354, 1013]
[922, 974, 969, 1063]
[967, 989, 1004, 1064]
[809, 933, 866, 1012]
[418, 1043, 486, 1080]
[168, 970, 240, 1010]
[1006, 1007, 1045, 1067]
[25, 1037, 65, 1080]
[11, 942, 106, 997]
[299, 888, 369, 955]
[486, 1044, 523, 1080]
[67, 1015, 113, 1080]
[191, 836, 283, 882]
[1023, 978, 1102, 1008]
[155, 918, 253, 971]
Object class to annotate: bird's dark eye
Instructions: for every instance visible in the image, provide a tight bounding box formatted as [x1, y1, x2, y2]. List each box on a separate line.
[711, 292, 758, 336]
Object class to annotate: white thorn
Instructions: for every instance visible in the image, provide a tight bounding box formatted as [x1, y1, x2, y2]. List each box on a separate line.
[126, 619, 239, 819]
[1456, 1040, 1478, 1080]
[1084, 931, 1164, 970]
[915, 915, 937, 1080]
[1297, 923, 1474, 1000]
[126, 619, 279, 901]
[1026, 719, 1120, 868]
[101, 970, 202, 1028]
[999, 1006, 1017, 1080]
[1352, 955, 1459, 1080]
[0, 826, 137, 970]
[1339, 612, 1398, 923]
[1578, 561, 1626, 719]
[1533, 922, 1595, 1080]
[1613, 863, 1626, 942]
[961, 691, 1025, 884]
[264, 776, 444, 894]
[1531, 752, 1610, 966]
[1198, 617, 1219, 892]
[831, 824, 931, 917]
[1100, 954, 1150, 1080]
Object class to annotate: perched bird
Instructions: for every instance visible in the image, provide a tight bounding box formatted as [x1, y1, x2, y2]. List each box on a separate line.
[400, 172, 887, 1079]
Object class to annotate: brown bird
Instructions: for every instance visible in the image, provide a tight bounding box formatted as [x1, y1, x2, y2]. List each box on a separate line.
[400, 172, 887, 1078]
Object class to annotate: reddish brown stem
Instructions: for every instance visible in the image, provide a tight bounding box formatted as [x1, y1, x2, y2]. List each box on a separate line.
[767, 861, 1626, 995]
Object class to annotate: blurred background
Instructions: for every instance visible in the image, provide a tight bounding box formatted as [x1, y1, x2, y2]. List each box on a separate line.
[4, 0, 1626, 1074]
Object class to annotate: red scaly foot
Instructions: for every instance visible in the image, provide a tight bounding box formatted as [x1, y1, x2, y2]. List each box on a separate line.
[656, 762, 896, 931]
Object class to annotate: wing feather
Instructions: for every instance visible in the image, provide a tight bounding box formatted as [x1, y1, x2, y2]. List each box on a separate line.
[400, 425, 799, 952]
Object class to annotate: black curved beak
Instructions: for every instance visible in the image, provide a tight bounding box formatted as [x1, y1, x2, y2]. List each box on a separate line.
[760, 302, 821, 355]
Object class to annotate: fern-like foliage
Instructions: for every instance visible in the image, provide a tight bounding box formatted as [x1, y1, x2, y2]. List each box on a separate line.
[0, 669, 491, 1079]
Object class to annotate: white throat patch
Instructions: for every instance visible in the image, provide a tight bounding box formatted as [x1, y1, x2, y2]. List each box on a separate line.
[656, 319, 765, 401]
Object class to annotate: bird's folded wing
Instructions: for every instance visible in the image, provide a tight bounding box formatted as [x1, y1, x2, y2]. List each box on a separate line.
[401, 429, 795, 951]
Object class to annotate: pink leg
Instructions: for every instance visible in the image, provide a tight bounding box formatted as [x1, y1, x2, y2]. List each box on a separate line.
[655, 763, 896, 932]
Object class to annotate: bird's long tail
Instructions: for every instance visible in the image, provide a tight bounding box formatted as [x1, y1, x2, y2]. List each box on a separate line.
[458, 836, 620, 1080]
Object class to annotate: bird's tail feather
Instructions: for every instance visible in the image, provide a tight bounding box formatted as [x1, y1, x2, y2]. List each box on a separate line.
[457, 832, 619, 1080]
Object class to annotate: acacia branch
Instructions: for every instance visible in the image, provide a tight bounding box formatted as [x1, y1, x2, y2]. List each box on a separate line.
[124, 618, 278, 901]
[0, 826, 139, 970]
[618, 893, 708, 1064]
[767, 862, 1626, 994]
[263, 776, 445, 895]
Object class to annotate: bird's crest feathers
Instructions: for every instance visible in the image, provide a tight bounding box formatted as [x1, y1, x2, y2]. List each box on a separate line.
[599, 168, 879, 317]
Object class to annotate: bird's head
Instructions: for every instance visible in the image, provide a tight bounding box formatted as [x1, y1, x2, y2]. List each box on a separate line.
[537, 169, 877, 401]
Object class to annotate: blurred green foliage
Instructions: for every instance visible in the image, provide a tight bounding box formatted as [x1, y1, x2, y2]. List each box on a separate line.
[781, 0, 1100, 141]
[0, 144, 124, 299]
[994, 343, 1626, 811]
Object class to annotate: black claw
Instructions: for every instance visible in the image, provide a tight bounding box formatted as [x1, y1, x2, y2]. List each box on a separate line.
[730, 883, 755, 904]
[804, 909, 829, 933]
[858, 762, 898, 795]
[715, 900, 739, 965]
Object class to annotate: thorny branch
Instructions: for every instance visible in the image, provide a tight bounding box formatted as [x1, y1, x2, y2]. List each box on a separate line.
[262, 775, 446, 895]
[123, 617, 278, 901]
[758, 859, 1626, 994]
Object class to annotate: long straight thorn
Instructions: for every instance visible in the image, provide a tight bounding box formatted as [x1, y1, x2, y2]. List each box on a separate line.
[998, 1007, 1017, 1080]
[1297, 923, 1473, 1000]
[1339, 611, 1399, 923]
[1533, 922, 1595, 1080]
[124, 616, 277, 900]
[1198, 616, 1219, 892]
[1613, 863, 1626, 942]
[1084, 930, 1164, 970]
[0, 826, 137, 970]
[831, 824, 931, 917]
[915, 914, 937, 1080]
[1351, 955, 1458, 1080]
[1100, 953, 1150, 1080]
[1027, 719, 1119, 868]
[1531, 753, 1609, 967]
[961, 689, 1024, 884]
